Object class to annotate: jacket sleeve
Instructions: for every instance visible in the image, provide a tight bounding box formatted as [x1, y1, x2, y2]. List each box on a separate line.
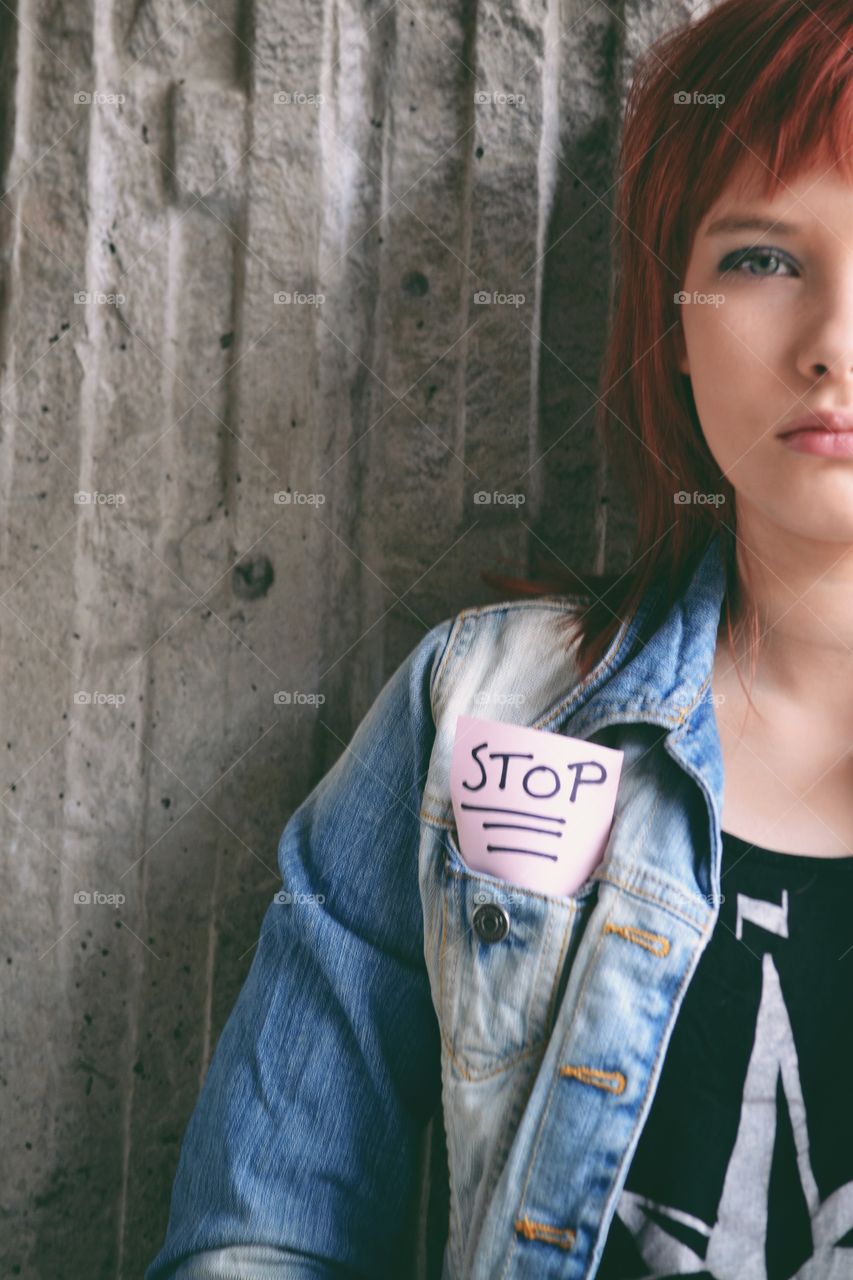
[144, 617, 457, 1280]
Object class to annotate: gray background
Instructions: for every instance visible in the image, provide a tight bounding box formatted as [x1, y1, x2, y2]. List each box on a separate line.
[0, 0, 712, 1275]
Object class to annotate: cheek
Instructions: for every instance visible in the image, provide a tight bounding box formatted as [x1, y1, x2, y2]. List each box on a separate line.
[685, 304, 760, 374]
[682, 312, 772, 472]
[685, 303, 783, 415]
[685, 316, 741, 416]
[688, 284, 791, 372]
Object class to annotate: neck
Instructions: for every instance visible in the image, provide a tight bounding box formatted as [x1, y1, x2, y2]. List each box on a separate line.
[720, 517, 853, 722]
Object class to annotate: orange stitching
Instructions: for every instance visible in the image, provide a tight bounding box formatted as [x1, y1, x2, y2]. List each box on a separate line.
[559, 1063, 626, 1094]
[443, 857, 595, 908]
[419, 806, 453, 825]
[439, 1024, 546, 1082]
[514, 1215, 576, 1249]
[436, 876, 548, 1082]
[593, 870, 708, 930]
[603, 920, 670, 956]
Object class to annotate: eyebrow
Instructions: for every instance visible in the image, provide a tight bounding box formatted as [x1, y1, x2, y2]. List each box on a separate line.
[704, 215, 802, 236]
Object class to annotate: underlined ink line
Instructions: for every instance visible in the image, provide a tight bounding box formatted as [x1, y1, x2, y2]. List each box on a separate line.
[460, 803, 565, 823]
[482, 823, 562, 837]
[486, 845, 560, 863]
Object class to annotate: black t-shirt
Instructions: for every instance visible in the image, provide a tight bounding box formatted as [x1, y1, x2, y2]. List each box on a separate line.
[596, 829, 853, 1280]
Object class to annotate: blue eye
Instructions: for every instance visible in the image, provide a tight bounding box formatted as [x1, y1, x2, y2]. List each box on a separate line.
[719, 246, 799, 278]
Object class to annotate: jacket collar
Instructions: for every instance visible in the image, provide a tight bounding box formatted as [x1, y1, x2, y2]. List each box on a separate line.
[553, 530, 729, 741]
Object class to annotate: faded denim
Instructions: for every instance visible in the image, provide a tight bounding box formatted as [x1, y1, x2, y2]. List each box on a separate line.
[145, 530, 730, 1280]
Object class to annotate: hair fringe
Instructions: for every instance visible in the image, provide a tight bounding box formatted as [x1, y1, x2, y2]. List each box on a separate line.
[481, 0, 853, 719]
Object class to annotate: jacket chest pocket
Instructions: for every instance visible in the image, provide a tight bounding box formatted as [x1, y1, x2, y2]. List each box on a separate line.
[438, 824, 600, 1080]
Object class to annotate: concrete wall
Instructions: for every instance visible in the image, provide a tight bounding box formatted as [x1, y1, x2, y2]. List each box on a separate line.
[0, 0, 711, 1275]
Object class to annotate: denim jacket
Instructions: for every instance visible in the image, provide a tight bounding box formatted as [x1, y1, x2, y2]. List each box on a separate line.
[145, 530, 729, 1280]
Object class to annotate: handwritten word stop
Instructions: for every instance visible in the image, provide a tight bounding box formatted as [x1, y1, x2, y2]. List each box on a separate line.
[450, 715, 624, 896]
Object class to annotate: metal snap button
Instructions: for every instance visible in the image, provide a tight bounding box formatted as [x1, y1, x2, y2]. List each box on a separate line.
[472, 900, 510, 943]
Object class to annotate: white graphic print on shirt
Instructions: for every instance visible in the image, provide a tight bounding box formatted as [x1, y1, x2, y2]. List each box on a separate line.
[596, 835, 853, 1280]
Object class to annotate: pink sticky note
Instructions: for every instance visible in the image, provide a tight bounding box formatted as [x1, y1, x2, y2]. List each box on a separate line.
[449, 715, 624, 897]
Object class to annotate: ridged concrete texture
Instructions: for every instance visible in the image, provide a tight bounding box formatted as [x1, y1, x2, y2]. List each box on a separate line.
[0, 0, 711, 1275]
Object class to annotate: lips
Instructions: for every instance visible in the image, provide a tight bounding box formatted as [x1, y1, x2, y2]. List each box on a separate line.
[778, 410, 853, 437]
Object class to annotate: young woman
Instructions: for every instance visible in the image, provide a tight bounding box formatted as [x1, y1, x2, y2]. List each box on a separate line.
[146, 1, 853, 1277]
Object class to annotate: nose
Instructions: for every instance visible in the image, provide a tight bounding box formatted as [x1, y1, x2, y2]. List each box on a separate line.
[796, 274, 853, 389]
[807, 352, 853, 384]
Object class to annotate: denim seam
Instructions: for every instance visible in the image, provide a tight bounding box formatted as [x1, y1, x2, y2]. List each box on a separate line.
[438, 860, 562, 1082]
[589, 926, 714, 1278]
[498, 915, 611, 1280]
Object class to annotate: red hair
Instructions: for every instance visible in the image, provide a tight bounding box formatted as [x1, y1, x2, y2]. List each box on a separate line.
[482, 0, 853, 704]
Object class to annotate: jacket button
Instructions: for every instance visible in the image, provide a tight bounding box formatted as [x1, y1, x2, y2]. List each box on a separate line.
[472, 901, 510, 943]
